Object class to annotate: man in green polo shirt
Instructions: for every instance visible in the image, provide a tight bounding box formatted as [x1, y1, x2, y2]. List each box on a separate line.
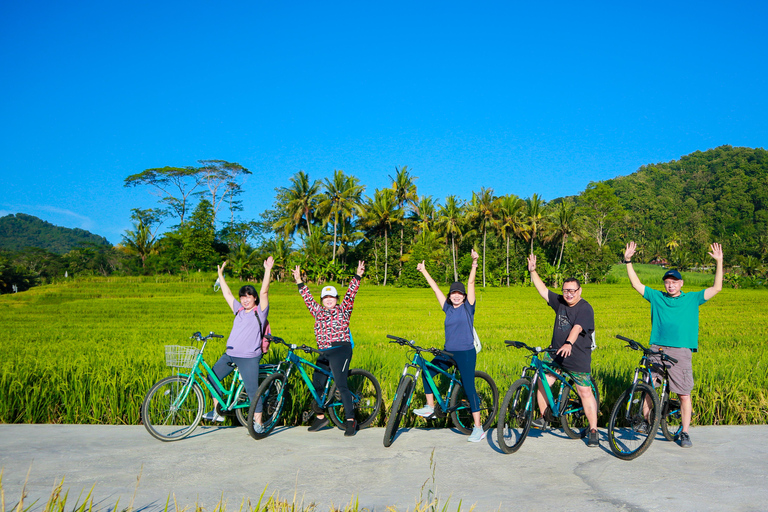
[623, 241, 723, 448]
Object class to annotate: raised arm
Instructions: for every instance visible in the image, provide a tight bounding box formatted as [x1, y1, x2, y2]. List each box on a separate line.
[417, 260, 446, 308]
[623, 242, 645, 296]
[259, 256, 274, 312]
[293, 264, 321, 316]
[527, 254, 549, 301]
[217, 261, 237, 312]
[466, 249, 479, 305]
[704, 243, 723, 301]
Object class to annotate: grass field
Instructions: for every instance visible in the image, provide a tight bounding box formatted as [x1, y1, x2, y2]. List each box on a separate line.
[1, 268, 766, 427]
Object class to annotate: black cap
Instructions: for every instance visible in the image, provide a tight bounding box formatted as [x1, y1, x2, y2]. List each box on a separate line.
[662, 269, 683, 281]
[448, 282, 466, 295]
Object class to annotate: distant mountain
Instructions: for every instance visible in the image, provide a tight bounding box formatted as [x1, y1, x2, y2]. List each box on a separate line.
[0, 213, 112, 254]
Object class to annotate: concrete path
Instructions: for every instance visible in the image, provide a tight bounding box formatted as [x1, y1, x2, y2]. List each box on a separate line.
[1, 424, 766, 511]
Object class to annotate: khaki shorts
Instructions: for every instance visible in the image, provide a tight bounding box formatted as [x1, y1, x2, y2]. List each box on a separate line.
[649, 345, 694, 395]
[541, 352, 593, 388]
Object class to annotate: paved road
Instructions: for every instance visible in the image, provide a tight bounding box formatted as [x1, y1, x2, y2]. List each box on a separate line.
[1, 424, 766, 511]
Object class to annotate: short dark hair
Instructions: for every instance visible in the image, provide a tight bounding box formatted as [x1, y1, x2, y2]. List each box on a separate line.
[563, 277, 581, 288]
[239, 284, 259, 304]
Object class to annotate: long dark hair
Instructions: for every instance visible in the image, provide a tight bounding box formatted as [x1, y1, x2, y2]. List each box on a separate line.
[239, 284, 259, 305]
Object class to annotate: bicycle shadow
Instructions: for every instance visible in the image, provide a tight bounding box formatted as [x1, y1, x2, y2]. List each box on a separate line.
[486, 426, 614, 455]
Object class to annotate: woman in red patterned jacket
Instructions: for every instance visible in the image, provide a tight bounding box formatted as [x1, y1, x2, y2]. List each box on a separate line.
[292, 260, 366, 437]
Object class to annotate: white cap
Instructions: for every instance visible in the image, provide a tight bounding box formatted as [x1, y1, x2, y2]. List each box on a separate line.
[321, 285, 338, 298]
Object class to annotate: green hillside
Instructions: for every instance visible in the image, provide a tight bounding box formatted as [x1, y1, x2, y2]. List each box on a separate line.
[0, 213, 112, 253]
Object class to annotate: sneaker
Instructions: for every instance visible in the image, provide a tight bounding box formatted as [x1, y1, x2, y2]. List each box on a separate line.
[253, 422, 265, 434]
[531, 417, 549, 430]
[308, 416, 329, 432]
[413, 405, 435, 418]
[202, 410, 225, 422]
[677, 431, 692, 448]
[467, 426, 486, 442]
[587, 429, 599, 447]
[633, 416, 651, 434]
[344, 419, 358, 437]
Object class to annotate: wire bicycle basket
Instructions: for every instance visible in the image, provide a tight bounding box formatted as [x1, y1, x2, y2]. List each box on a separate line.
[164, 345, 200, 368]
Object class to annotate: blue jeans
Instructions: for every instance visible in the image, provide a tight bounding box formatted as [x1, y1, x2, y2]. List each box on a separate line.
[422, 348, 480, 412]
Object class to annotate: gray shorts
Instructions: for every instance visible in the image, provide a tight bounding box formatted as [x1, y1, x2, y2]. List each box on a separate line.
[649, 345, 694, 395]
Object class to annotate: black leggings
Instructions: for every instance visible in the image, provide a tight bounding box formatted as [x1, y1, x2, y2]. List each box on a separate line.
[312, 343, 354, 421]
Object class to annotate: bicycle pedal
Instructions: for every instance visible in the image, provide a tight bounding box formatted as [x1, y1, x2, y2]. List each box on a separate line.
[302, 411, 312, 423]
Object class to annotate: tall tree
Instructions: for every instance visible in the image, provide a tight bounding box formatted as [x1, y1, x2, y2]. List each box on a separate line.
[498, 194, 526, 286]
[468, 187, 498, 287]
[412, 195, 438, 242]
[436, 195, 466, 282]
[124, 166, 202, 226]
[318, 170, 365, 264]
[181, 199, 218, 271]
[121, 208, 164, 268]
[196, 160, 251, 226]
[577, 182, 625, 248]
[521, 193, 546, 254]
[363, 189, 402, 286]
[389, 166, 418, 276]
[273, 171, 322, 238]
[546, 200, 578, 269]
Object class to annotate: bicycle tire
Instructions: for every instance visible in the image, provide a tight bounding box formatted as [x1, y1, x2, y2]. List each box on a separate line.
[607, 382, 660, 460]
[247, 373, 287, 440]
[141, 375, 204, 442]
[327, 368, 383, 430]
[560, 377, 600, 439]
[383, 375, 415, 447]
[449, 370, 499, 434]
[234, 389, 249, 427]
[660, 392, 683, 441]
[496, 378, 534, 454]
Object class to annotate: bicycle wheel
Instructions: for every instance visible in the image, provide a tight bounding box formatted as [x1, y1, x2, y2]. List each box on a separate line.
[496, 378, 533, 454]
[660, 392, 683, 441]
[449, 370, 499, 434]
[142, 375, 204, 442]
[327, 369, 383, 429]
[560, 377, 600, 439]
[234, 389, 250, 427]
[247, 373, 287, 440]
[607, 382, 660, 460]
[383, 375, 415, 447]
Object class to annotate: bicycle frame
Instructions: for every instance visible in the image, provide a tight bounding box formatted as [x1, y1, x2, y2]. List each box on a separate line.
[399, 350, 463, 416]
[519, 353, 574, 418]
[274, 348, 338, 410]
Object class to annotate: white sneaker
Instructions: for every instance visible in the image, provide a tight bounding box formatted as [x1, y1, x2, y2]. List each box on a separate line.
[253, 422, 265, 434]
[413, 405, 435, 418]
[202, 410, 225, 422]
[468, 426, 486, 442]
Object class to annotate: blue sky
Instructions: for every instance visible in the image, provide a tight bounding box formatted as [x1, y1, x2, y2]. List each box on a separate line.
[1, 0, 766, 244]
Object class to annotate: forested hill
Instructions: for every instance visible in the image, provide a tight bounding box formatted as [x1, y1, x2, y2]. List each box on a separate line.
[605, 145, 768, 257]
[0, 213, 112, 254]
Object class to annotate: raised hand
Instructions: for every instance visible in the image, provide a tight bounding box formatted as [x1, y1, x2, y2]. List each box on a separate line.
[624, 242, 637, 262]
[471, 248, 479, 263]
[708, 243, 723, 262]
[292, 265, 302, 284]
[264, 256, 275, 272]
[357, 260, 366, 276]
[527, 254, 537, 272]
[416, 260, 426, 273]
[217, 261, 228, 276]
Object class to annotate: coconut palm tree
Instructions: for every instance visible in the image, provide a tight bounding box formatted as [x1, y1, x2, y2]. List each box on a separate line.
[498, 194, 526, 286]
[546, 200, 578, 269]
[363, 189, 403, 286]
[436, 195, 465, 282]
[273, 171, 321, 238]
[521, 193, 546, 254]
[411, 195, 438, 243]
[317, 170, 365, 264]
[467, 187, 498, 287]
[389, 166, 418, 276]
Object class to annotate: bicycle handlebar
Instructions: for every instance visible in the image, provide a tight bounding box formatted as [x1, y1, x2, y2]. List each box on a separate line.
[504, 340, 557, 354]
[386, 334, 453, 358]
[265, 334, 323, 355]
[190, 331, 224, 341]
[614, 334, 678, 364]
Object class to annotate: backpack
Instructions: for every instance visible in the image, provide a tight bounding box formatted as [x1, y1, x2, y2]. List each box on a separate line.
[236, 307, 271, 353]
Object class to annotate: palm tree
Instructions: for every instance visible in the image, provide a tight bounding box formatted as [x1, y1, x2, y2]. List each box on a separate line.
[411, 195, 438, 243]
[122, 221, 156, 268]
[468, 188, 498, 287]
[363, 189, 403, 286]
[273, 171, 321, 238]
[436, 195, 465, 282]
[546, 200, 578, 269]
[318, 170, 365, 264]
[498, 194, 526, 286]
[521, 193, 546, 254]
[389, 166, 418, 276]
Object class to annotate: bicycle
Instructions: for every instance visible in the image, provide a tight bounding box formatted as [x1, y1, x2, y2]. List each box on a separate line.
[607, 334, 681, 460]
[142, 331, 276, 441]
[382, 334, 498, 447]
[246, 335, 382, 439]
[496, 340, 600, 454]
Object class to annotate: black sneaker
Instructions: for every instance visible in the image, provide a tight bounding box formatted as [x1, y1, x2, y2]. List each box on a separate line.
[531, 417, 549, 430]
[344, 419, 358, 437]
[587, 429, 599, 447]
[677, 431, 692, 448]
[308, 416, 329, 432]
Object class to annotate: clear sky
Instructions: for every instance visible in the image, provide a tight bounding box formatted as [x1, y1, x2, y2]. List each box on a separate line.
[1, 0, 766, 244]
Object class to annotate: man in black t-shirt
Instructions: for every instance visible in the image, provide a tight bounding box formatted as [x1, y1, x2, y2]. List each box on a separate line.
[527, 254, 599, 447]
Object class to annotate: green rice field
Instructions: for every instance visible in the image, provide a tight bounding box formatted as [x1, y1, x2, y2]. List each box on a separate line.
[1, 268, 766, 427]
